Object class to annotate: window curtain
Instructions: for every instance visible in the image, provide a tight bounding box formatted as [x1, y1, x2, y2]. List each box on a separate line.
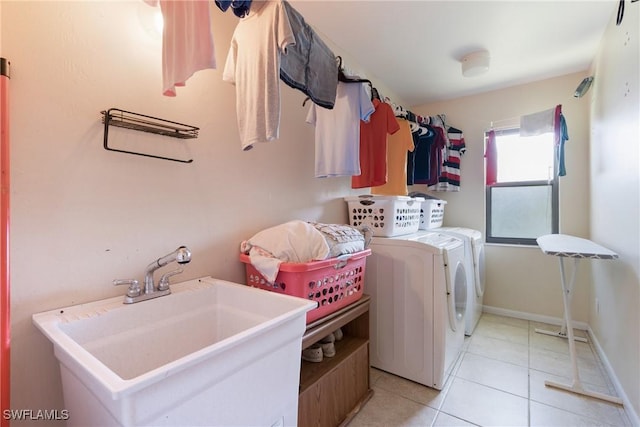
[484, 130, 497, 185]
[484, 104, 569, 184]
[520, 104, 568, 177]
[554, 105, 569, 177]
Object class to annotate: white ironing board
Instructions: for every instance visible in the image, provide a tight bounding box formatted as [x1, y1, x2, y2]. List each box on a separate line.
[536, 234, 622, 405]
[535, 235, 596, 343]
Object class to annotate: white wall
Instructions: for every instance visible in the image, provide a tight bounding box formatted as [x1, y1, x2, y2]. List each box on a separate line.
[410, 5, 640, 417]
[2, 1, 391, 421]
[589, 4, 640, 418]
[411, 73, 592, 321]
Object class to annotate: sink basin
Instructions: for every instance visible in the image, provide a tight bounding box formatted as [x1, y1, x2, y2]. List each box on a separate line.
[33, 276, 316, 427]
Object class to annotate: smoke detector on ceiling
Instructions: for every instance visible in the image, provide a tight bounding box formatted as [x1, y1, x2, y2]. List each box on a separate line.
[461, 50, 490, 77]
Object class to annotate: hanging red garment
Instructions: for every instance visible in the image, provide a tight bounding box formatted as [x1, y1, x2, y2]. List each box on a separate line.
[484, 130, 497, 185]
[351, 99, 400, 189]
[553, 104, 562, 145]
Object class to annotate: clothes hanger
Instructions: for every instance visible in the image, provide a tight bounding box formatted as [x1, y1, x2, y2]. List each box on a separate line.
[336, 56, 373, 85]
[370, 86, 380, 101]
[302, 56, 374, 107]
[409, 122, 430, 136]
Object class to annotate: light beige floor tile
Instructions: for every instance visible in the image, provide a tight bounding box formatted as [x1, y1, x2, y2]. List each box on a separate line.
[349, 386, 438, 427]
[359, 315, 636, 427]
[440, 377, 528, 426]
[472, 319, 529, 346]
[467, 333, 529, 367]
[370, 367, 384, 385]
[449, 349, 465, 377]
[478, 313, 530, 330]
[432, 411, 477, 426]
[373, 369, 447, 410]
[530, 400, 620, 426]
[455, 352, 529, 398]
[529, 369, 626, 426]
[462, 334, 472, 351]
[618, 408, 635, 426]
[529, 346, 608, 388]
[529, 325, 594, 360]
[532, 334, 597, 358]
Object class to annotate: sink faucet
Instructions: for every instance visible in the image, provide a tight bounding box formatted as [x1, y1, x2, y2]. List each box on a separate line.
[114, 246, 192, 304]
[144, 246, 192, 294]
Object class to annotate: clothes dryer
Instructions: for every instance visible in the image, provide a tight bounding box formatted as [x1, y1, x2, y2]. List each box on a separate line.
[436, 227, 485, 335]
[365, 232, 467, 390]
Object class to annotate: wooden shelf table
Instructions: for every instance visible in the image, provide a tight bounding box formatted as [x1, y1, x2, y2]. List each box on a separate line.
[298, 295, 373, 427]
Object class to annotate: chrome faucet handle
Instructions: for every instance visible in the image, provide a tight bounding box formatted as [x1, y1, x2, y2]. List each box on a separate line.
[157, 268, 184, 291]
[113, 279, 141, 298]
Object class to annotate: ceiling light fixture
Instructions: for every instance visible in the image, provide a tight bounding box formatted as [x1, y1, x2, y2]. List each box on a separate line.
[461, 50, 490, 78]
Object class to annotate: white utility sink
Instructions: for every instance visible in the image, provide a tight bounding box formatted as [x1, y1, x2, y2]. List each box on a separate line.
[33, 276, 316, 427]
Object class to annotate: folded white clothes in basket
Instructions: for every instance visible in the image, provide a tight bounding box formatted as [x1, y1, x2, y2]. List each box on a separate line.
[309, 222, 372, 258]
[240, 220, 370, 283]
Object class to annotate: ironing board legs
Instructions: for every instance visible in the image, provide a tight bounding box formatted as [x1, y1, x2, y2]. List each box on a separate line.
[544, 257, 623, 405]
[535, 256, 588, 343]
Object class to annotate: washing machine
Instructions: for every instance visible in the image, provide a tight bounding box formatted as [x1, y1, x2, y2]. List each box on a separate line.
[436, 227, 485, 335]
[364, 231, 467, 390]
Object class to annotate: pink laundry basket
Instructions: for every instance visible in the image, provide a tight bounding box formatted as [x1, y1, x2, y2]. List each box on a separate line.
[240, 249, 371, 324]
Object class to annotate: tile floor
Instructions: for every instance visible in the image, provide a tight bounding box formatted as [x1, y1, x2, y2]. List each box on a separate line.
[350, 313, 633, 426]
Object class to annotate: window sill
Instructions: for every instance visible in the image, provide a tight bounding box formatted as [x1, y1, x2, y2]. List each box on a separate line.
[484, 242, 540, 249]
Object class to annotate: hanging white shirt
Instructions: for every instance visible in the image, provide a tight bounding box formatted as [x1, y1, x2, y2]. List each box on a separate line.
[306, 82, 375, 177]
[223, 0, 295, 151]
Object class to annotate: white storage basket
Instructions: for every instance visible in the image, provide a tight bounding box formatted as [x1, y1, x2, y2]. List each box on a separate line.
[345, 195, 424, 237]
[418, 199, 447, 229]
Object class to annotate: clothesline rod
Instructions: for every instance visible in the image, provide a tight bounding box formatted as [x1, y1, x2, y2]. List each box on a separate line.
[337, 57, 422, 119]
[487, 117, 520, 132]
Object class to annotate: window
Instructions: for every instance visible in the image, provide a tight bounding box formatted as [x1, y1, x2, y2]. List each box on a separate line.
[485, 129, 558, 245]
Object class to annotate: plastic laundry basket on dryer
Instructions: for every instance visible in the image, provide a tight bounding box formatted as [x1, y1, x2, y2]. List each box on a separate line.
[364, 231, 467, 390]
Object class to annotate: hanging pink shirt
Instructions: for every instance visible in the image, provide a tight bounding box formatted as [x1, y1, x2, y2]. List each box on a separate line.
[146, 0, 217, 96]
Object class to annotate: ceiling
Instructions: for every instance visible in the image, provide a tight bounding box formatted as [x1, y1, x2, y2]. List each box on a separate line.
[289, 1, 616, 106]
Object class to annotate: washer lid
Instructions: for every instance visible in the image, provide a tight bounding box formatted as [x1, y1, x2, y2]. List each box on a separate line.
[409, 232, 462, 251]
[438, 227, 482, 240]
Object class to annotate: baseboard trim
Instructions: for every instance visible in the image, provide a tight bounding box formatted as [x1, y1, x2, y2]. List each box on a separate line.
[482, 305, 589, 330]
[482, 305, 639, 425]
[587, 326, 640, 426]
